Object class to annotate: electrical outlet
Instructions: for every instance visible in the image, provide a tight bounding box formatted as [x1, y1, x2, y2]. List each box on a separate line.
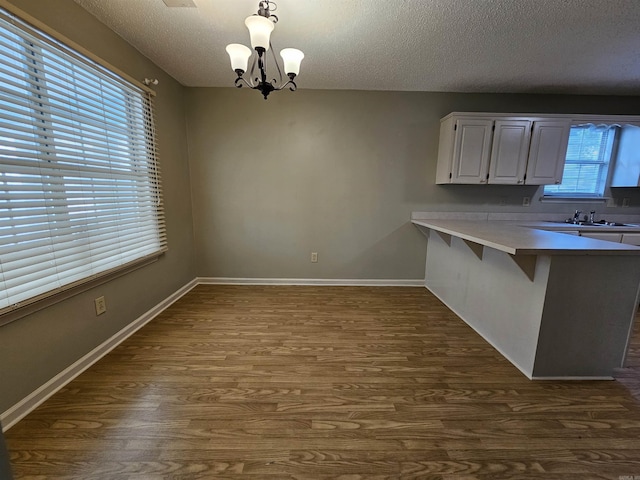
[522, 196, 531, 207]
[622, 198, 631, 208]
[94, 296, 106, 316]
[311, 252, 318, 263]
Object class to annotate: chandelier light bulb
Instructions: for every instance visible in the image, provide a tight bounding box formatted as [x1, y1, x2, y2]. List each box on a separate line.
[244, 15, 274, 51]
[280, 48, 304, 76]
[225, 44, 252, 73]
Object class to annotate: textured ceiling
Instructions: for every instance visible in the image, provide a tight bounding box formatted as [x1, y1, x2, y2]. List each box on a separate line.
[72, 0, 640, 95]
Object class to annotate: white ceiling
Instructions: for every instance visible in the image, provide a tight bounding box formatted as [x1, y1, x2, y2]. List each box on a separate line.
[72, 0, 640, 95]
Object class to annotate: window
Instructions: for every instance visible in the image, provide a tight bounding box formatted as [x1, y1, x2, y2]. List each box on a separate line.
[544, 124, 617, 197]
[0, 10, 166, 315]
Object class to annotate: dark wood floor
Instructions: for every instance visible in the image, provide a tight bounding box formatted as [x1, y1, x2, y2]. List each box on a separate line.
[5, 285, 640, 479]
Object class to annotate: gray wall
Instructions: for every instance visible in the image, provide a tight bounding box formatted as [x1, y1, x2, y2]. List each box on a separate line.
[185, 88, 640, 280]
[0, 0, 196, 413]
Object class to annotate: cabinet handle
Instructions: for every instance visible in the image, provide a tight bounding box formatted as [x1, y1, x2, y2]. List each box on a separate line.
[555, 180, 561, 184]
[480, 179, 486, 183]
[517, 179, 523, 184]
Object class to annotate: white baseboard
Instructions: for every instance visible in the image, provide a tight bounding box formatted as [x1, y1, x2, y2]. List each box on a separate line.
[197, 277, 425, 287]
[530, 376, 614, 381]
[1, 279, 198, 432]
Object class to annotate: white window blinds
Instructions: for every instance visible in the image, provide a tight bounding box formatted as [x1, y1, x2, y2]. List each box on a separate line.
[0, 9, 166, 314]
[544, 124, 617, 197]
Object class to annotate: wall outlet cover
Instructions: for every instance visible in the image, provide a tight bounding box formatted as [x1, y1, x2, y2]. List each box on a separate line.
[94, 296, 107, 316]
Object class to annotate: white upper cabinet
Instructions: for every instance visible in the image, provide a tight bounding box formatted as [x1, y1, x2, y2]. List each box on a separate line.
[488, 120, 532, 184]
[435, 113, 571, 185]
[610, 124, 640, 187]
[435, 116, 493, 184]
[451, 118, 494, 184]
[525, 120, 571, 185]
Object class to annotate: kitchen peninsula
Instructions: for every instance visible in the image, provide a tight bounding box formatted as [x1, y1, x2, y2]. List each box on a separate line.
[412, 216, 640, 380]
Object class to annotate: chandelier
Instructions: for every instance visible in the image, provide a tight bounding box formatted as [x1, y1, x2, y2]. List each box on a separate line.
[225, 1, 304, 100]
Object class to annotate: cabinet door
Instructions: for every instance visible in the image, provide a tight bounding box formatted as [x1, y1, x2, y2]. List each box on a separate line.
[450, 118, 494, 184]
[488, 120, 532, 184]
[610, 124, 640, 187]
[525, 120, 571, 185]
[580, 232, 623, 243]
[621, 233, 640, 246]
[435, 116, 456, 184]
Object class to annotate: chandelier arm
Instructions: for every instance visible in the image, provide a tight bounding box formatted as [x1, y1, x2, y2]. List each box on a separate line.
[274, 78, 297, 92]
[234, 76, 254, 89]
[269, 41, 285, 86]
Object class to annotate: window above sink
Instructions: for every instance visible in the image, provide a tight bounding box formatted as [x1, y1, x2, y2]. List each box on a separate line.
[543, 121, 640, 200]
[543, 124, 617, 198]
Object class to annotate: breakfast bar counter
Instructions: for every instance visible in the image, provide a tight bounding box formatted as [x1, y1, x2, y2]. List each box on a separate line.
[412, 219, 640, 380]
[412, 219, 640, 255]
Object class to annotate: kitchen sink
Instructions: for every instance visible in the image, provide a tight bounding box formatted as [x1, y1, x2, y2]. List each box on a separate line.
[548, 220, 634, 227]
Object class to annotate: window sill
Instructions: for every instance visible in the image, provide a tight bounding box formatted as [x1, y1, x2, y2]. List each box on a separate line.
[0, 252, 163, 328]
[540, 196, 609, 204]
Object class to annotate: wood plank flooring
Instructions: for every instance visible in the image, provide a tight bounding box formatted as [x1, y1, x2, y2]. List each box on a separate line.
[5, 285, 640, 479]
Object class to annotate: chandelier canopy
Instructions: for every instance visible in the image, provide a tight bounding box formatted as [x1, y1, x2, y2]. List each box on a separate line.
[225, 1, 304, 100]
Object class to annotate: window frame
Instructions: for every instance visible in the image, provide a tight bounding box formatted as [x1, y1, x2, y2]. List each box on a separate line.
[0, 6, 165, 326]
[543, 123, 619, 199]
[541, 116, 640, 203]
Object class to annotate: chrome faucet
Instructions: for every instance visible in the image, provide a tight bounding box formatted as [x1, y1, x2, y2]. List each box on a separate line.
[573, 210, 582, 223]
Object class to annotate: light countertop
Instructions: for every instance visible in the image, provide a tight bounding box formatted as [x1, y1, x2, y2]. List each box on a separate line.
[411, 219, 640, 256]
